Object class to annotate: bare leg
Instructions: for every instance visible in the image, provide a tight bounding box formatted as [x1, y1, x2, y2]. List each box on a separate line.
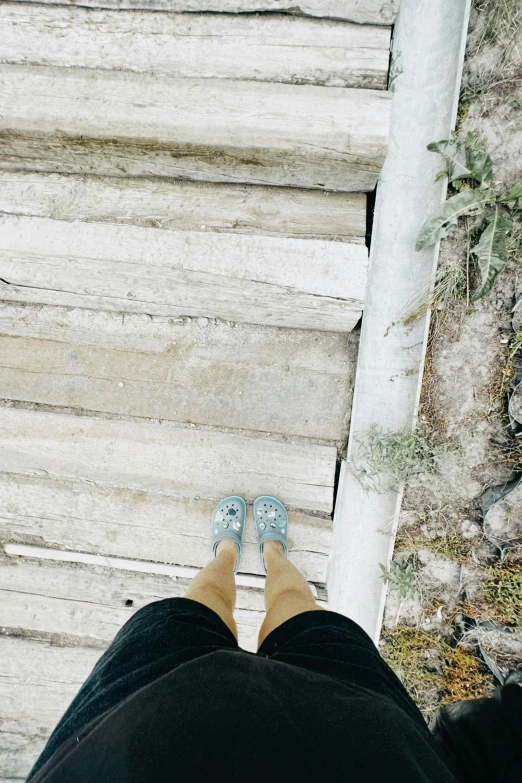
[184, 539, 238, 639]
[257, 540, 322, 649]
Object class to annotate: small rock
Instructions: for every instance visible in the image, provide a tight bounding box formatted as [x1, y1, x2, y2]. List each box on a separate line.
[197, 317, 209, 327]
[118, 382, 125, 388]
[461, 519, 480, 538]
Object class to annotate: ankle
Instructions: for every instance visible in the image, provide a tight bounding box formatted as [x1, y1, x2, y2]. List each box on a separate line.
[216, 539, 238, 560]
[263, 540, 285, 563]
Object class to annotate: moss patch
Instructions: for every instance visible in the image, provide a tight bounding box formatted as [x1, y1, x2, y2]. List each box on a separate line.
[482, 565, 522, 625]
[382, 627, 492, 715]
[424, 532, 464, 561]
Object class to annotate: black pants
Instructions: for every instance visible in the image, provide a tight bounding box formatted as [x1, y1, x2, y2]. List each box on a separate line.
[28, 597, 429, 780]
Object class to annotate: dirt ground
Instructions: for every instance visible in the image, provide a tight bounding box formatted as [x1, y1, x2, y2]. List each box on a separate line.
[380, 0, 522, 719]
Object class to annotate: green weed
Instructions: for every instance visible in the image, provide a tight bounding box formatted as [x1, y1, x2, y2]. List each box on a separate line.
[416, 133, 521, 301]
[380, 561, 416, 598]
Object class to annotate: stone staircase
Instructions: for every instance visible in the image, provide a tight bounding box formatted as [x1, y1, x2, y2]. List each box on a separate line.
[0, 1, 396, 777]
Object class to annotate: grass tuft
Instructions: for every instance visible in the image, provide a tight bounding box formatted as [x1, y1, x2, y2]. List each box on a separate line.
[351, 425, 449, 492]
[403, 257, 467, 326]
[424, 532, 465, 561]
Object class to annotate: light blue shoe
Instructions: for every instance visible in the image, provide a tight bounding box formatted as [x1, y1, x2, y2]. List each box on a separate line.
[212, 496, 246, 574]
[254, 496, 289, 575]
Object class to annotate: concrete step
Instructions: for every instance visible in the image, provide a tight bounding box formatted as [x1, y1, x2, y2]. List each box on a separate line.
[0, 635, 101, 781]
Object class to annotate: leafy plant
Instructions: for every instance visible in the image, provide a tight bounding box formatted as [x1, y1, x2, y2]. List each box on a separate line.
[500, 182, 522, 210]
[429, 133, 493, 188]
[416, 187, 495, 250]
[416, 132, 521, 299]
[472, 208, 513, 299]
[388, 51, 404, 92]
[380, 561, 415, 598]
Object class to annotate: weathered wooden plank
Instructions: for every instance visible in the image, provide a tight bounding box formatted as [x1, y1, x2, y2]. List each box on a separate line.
[7, 1, 401, 25]
[0, 5, 391, 90]
[0, 215, 368, 332]
[0, 554, 264, 651]
[0, 472, 331, 581]
[0, 303, 356, 375]
[0, 170, 366, 242]
[0, 65, 392, 192]
[0, 313, 356, 441]
[5, 543, 271, 590]
[0, 407, 336, 513]
[0, 636, 101, 780]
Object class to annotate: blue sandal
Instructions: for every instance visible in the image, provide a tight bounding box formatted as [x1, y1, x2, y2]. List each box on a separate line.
[212, 496, 246, 574]
[254, 496, 289, 575]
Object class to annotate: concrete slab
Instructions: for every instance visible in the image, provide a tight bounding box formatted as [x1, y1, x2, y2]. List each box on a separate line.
[327, 0, 472, 642]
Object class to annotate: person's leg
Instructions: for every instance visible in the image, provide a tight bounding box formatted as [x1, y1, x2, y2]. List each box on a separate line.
[257, 540, 322, 648]
[184, 539, 238, 638]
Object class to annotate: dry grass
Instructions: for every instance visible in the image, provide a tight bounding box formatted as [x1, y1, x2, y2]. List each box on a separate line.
[418, 317, 465, 441]
[395, 508, 467, 562]
[497, 330, 522, 399]
[486, 431, 522, 471]
[473, 0, 522, 58]
[460, 65, 521, 104]
[460, 1, 522, 118]
[402, 257, 467, 327]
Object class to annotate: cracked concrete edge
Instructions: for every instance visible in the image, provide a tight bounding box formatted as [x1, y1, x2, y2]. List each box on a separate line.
[326, 0, 472, 644]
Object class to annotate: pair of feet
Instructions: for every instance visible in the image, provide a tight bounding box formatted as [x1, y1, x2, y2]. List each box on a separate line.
[212, 495, 289, 575]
